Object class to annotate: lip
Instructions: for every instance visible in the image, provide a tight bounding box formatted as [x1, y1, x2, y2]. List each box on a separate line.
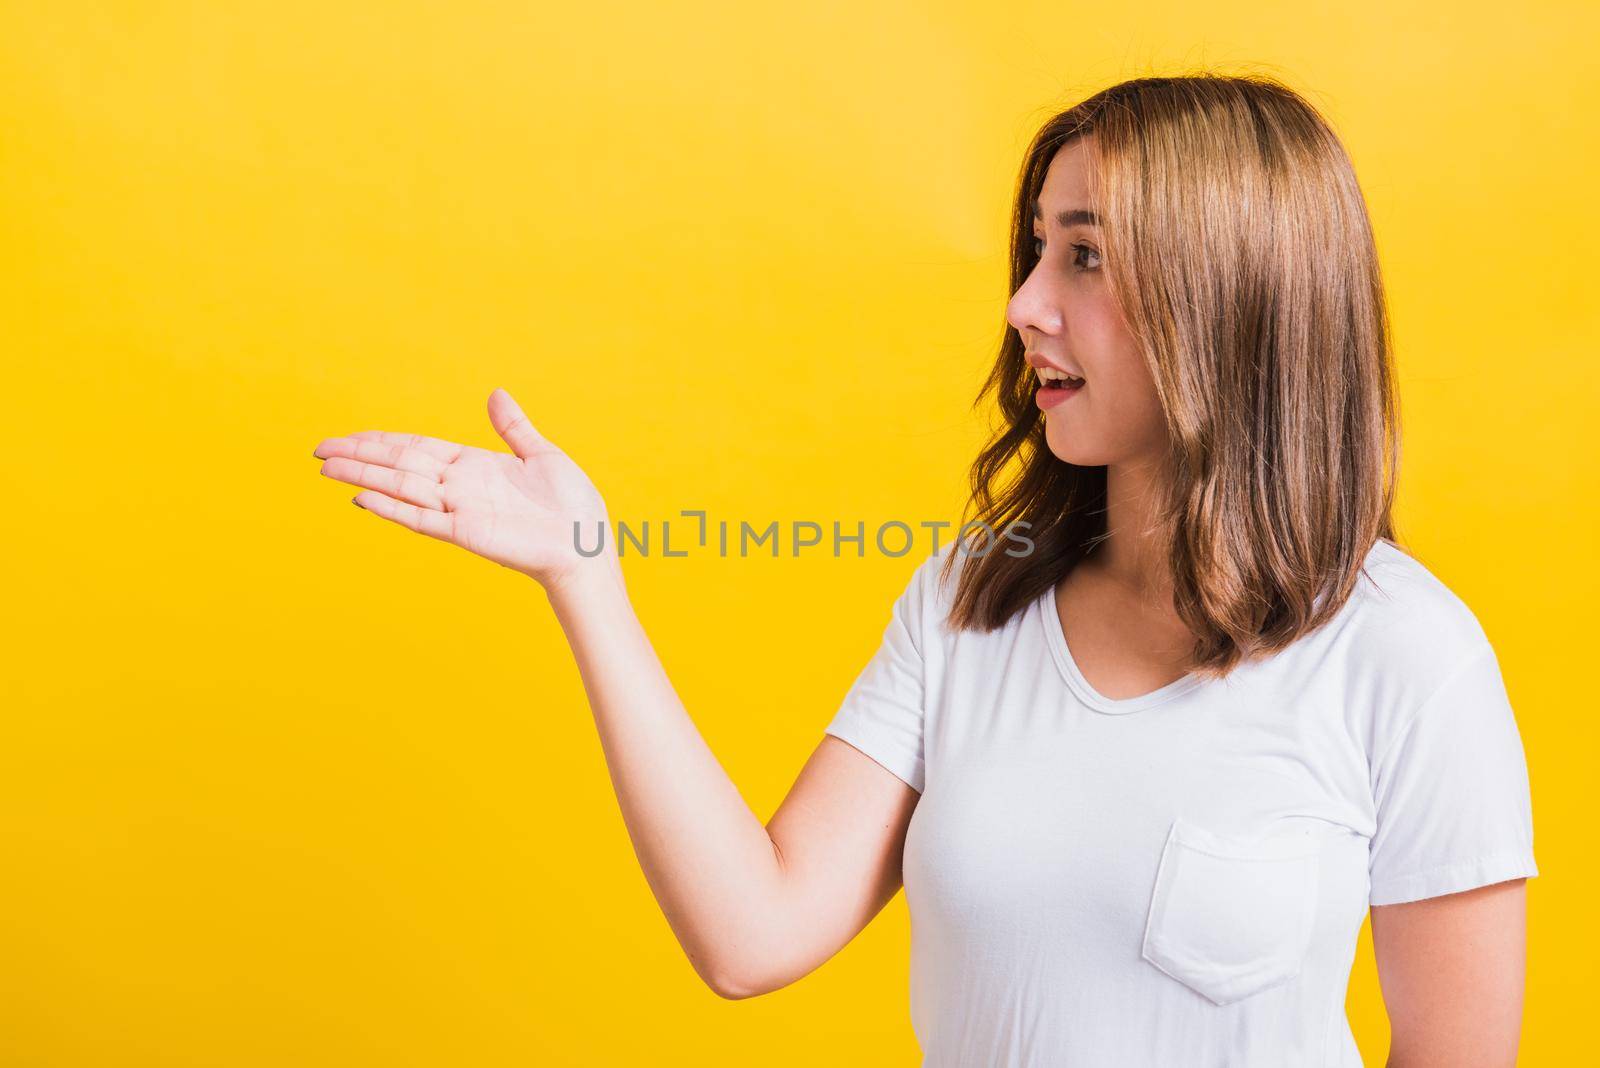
[1035, 378, 1085, 411]
[1024, 351, 1085, 378]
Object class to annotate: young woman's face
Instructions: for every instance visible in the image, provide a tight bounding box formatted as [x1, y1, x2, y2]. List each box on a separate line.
[1006, 136, 1169, 469]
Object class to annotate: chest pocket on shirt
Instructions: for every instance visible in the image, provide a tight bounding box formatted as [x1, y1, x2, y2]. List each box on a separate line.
[1140, 818, 1321, 1006]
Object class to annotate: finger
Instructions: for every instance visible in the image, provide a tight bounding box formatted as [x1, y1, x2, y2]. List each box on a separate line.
[346, 430, 464, 465]
[487, 387, 550, 461]
[312, 435, 450, 481]
[320, 456, 446, 510]
[351, 489, 456, 542]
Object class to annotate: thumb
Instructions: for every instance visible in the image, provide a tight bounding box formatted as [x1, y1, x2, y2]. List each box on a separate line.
[487, 387, 548, 460]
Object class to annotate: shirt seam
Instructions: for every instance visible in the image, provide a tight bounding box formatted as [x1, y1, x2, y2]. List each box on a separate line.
[1368, 847, 1537, 903]
[1367, 638, 1497, 781]
[1038, 588, 1204, 714]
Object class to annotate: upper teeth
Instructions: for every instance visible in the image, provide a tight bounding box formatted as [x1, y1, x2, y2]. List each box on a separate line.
[1037, 367, 1083, 384]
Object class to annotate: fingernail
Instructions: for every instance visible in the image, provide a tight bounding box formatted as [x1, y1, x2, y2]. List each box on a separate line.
[351, 497, 365, 510]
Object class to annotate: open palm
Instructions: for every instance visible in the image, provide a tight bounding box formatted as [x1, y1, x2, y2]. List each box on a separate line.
[312, 388, 616, 589]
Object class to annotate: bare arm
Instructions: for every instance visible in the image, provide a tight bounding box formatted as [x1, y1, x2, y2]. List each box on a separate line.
[546, 565, 918, 996]
[1371, 879, 1528, 1067]
[313, 388, 918, 999]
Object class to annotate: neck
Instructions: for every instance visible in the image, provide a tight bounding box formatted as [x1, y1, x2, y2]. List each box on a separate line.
[1089, 457, 1174, 605]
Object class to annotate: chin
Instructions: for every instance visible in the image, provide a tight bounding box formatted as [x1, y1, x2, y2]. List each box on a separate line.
[1043, 421, 1110, 466]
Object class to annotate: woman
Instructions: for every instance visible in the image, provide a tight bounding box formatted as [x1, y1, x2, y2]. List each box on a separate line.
[311, 74, 1537, 1066]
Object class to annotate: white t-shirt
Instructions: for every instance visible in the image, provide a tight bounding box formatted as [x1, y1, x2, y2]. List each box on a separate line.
[823, 537, 1537, 1067]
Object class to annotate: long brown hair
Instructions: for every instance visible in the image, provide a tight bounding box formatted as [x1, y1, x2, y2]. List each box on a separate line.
[944, 73, 1400, 678]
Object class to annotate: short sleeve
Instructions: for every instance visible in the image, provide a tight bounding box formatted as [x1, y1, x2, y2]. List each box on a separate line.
[1367, 641, 1538, 905]
[822, 555, 938, 794]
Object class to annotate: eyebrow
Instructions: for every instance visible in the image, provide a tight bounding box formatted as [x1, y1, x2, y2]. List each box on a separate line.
[1031, 199, 1100, 228]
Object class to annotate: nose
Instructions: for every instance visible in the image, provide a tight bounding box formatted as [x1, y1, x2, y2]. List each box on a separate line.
[1005, 267, 1062, 339]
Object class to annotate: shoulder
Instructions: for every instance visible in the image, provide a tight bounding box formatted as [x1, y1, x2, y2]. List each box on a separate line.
[885, 539, 1013, 656]
[1326, 538, 1500, 720]
[1343, 539, 1493, 660]
[917, 539, 965, 598]
[889, 541, 963, 632]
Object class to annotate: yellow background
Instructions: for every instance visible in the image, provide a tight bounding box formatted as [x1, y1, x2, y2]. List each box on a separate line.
[5, 2, 1595, 1064]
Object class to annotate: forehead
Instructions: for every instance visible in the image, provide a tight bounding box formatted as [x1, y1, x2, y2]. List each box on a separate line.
[1034, 138, 1097, 222]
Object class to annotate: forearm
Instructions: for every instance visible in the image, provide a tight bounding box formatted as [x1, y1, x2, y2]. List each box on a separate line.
[544, 561, 788, 995]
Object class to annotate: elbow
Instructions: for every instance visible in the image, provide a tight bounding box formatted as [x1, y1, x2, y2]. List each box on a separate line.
[695, 944, 786, 1000]
[709, 976, 759, 1001]
[704, 960, 772, 1001]
[689, 909, 797, 1000]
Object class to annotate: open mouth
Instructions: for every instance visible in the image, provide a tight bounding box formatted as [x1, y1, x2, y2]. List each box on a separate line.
[1034, 368, 1085, 411]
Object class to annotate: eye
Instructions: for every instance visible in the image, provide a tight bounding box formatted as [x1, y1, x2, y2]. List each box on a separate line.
[1031, 233, 1102, 272]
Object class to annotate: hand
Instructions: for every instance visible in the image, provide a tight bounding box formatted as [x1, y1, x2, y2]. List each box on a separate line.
[312, 388, 620, 591]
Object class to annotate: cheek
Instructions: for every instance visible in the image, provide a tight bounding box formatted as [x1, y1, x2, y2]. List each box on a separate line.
[1075, 299, 1150, 399]
[1045, 297, 1168, 460]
